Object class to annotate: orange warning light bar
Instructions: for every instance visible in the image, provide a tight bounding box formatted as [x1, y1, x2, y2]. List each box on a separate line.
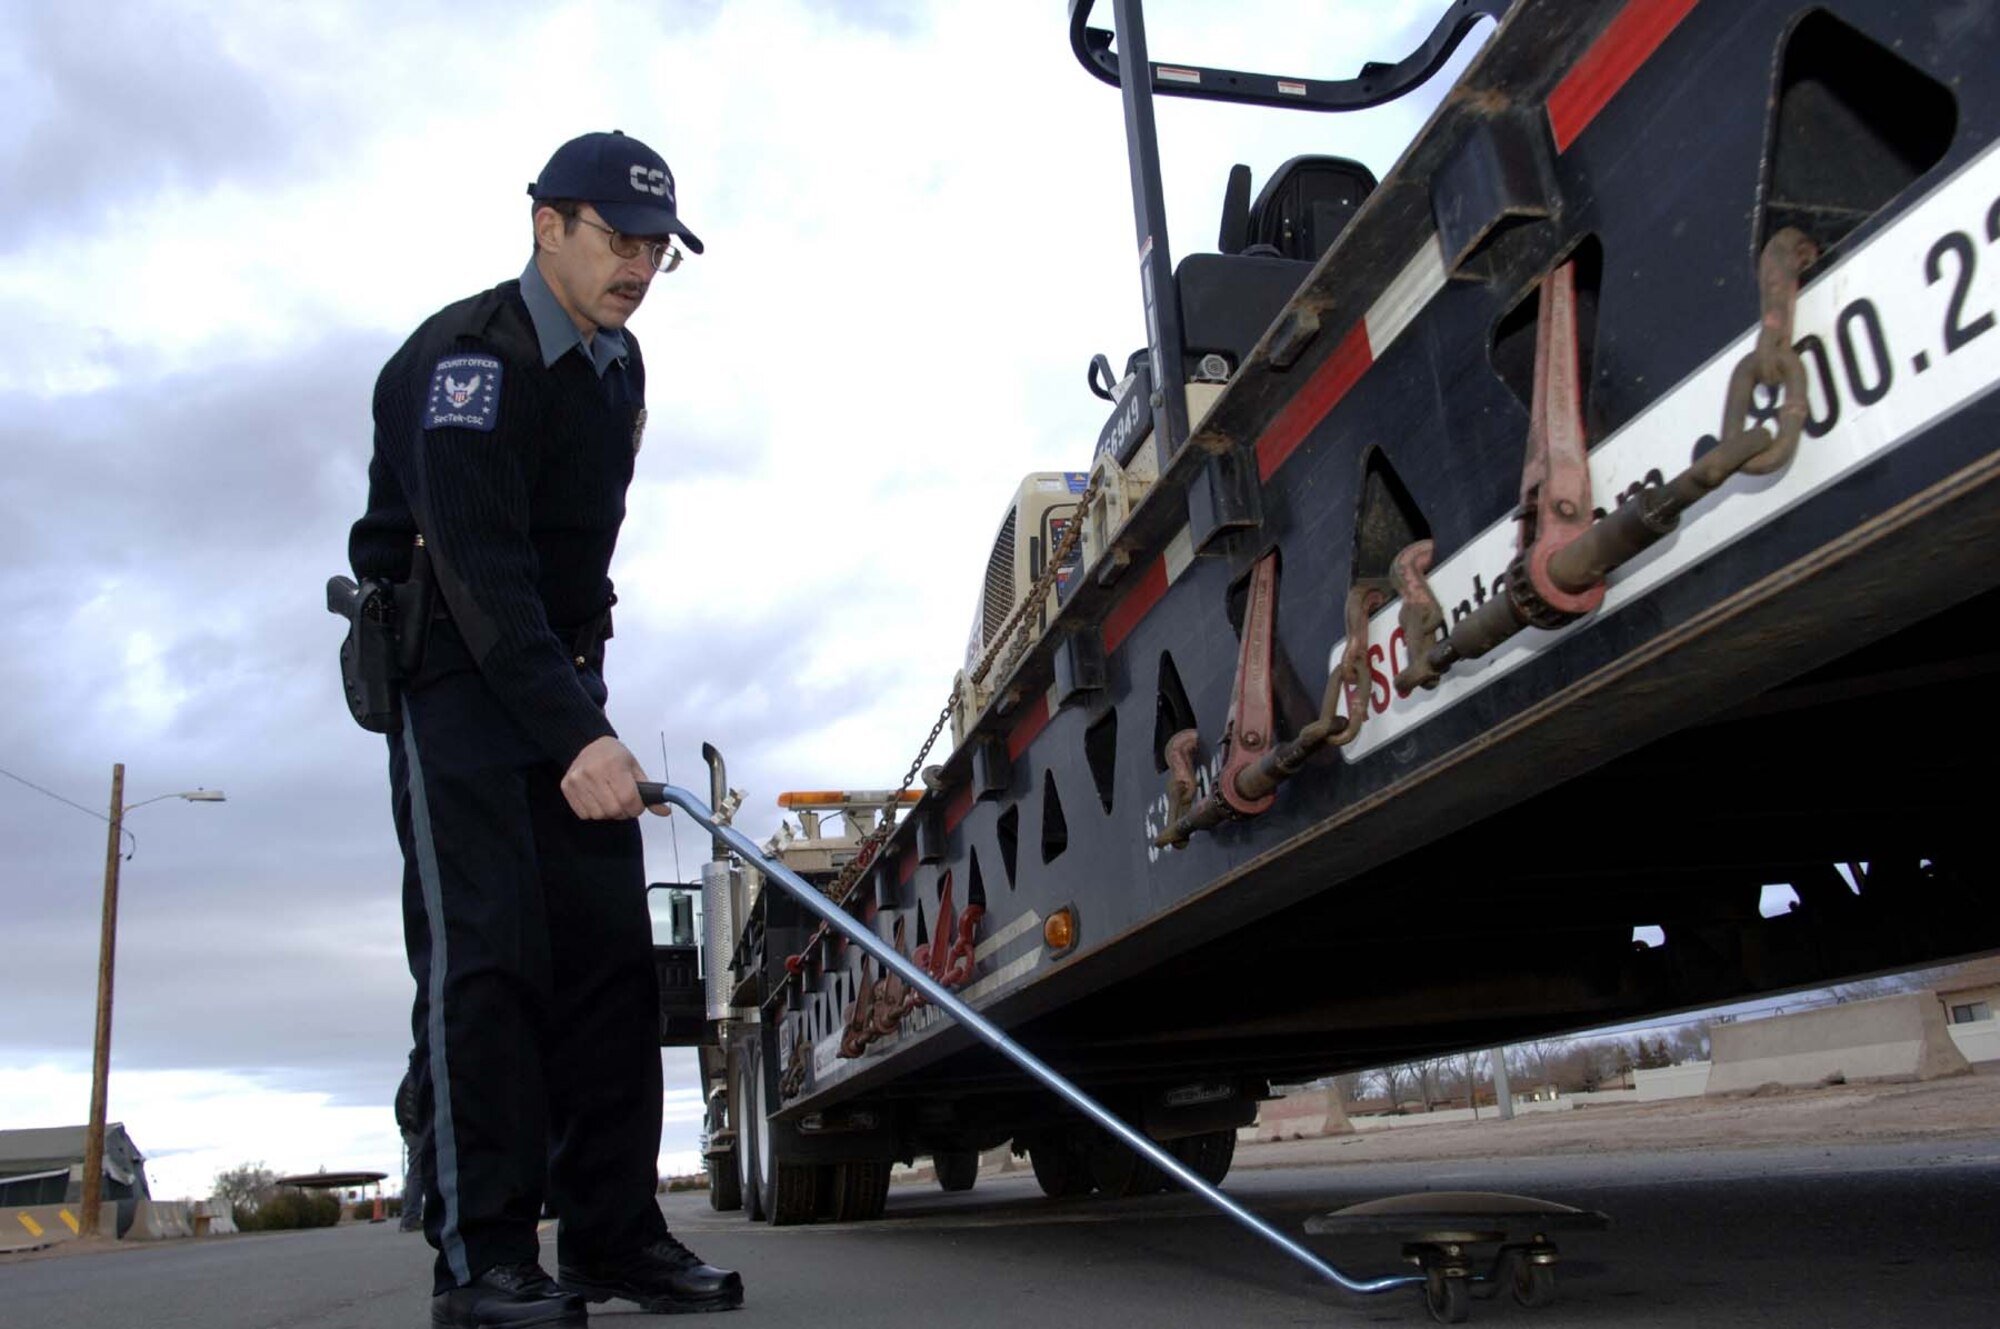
[776, 789, 923, 809]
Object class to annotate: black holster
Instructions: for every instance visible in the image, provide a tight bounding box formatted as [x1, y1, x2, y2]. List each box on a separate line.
[328, 537, 436, 736]
[330, 576, 404, 734]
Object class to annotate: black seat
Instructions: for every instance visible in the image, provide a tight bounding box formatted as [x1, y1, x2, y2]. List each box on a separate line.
[1177, 155, 1380, 369]
[1223, 154, 1378, 262]
[1093, 156, 1381, 448]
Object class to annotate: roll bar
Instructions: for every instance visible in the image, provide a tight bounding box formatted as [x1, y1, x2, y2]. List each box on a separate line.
[1067, 0, 1512, 113]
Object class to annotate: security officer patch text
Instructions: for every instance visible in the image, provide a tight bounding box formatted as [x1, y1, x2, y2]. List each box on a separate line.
[424, 353, 504, 432]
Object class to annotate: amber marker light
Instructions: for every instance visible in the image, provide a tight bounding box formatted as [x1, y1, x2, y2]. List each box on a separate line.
[1043, 906, 1078, 957]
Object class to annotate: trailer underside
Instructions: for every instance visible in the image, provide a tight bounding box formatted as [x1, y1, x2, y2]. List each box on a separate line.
[700, 0, 2000, 1220]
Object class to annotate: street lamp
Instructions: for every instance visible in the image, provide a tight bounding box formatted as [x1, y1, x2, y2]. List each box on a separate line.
[78, 764, 226, 1238]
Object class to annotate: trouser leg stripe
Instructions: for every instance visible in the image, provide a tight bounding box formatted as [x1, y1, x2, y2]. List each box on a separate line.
[402, 700, 472, 1285]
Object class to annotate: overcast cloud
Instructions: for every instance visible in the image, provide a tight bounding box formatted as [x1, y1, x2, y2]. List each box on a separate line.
[0, 0, 1481, 1198]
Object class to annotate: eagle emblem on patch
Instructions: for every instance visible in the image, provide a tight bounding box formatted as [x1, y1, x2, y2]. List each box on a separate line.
[424, 353, 503, 432]
[632, 407, 648, 454]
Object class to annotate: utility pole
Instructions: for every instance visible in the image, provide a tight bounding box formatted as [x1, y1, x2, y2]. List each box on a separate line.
[1490, 1045, 1515, 1121]
[79, 762, 125, 1238]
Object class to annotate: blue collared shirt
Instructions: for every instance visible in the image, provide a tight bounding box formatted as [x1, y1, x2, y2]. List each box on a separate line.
[520, 259, 629, 378]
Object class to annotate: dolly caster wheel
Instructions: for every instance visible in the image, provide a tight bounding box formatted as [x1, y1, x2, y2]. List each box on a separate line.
[1424, 1271, 1469, 1324]
[1510, 1254, 1557, 1308]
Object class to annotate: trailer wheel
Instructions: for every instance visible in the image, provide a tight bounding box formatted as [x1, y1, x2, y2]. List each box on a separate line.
[743, 1029, 818, 1226]
[832, 1159, 892, 1221]
[1028, 1136, 1093, 1198]
[706, 1151, 741, 1211]
[1085, 1134, 1165, 1198]
[1168, 1129, 1237, 1186]
[933, 1149, 979, 1193]
[765, 1155, 819, 1226]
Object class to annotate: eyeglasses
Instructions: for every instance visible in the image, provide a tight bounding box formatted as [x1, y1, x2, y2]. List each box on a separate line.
[573, 216, 684, 273]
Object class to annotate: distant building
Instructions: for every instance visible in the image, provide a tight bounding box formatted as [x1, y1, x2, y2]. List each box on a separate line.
[1933, 956, 2000, 1026]
[0, 1123, 151, 1235]
[1932, 956, 2000, 1064]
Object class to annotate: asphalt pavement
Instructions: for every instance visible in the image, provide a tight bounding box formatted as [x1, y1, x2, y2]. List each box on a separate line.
[4, 1136, 1997, 1328]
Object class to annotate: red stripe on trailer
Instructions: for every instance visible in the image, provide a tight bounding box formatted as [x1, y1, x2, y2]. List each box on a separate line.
[1102, 555, 1169, 654]
[943, 784, 974, 834]
[1254, 323, 1373, 482]
[1007, 695, 1052, 762]
[1546, 0, 1701, 153]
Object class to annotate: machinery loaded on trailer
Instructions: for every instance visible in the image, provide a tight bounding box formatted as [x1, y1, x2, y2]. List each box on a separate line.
[648, 0, 2000, 1316]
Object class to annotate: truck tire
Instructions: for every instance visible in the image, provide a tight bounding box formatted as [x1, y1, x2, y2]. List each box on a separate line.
[733, 1044, 765, 1222]
[764, 1155, 819, 1226]
[1028, 1135, 1093, 1198]
[1168, 1129, 1236, 1186]
[933, 1149, 979, 1193]
[744, 1027, 818, 1226]
[1085, 1133, 1166, 1198]
[706, 1151, 741, 1211]
[832, 1159, 891, 1221]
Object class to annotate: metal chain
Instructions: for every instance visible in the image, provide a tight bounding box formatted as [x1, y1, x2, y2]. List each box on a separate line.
[974, 473, 1102, 688]
[1727, 227, 1818, 477]
[818, 472, 1103, 906]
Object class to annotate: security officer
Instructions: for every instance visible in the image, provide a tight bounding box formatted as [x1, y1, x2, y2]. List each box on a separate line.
[351, 130, 743, 1327]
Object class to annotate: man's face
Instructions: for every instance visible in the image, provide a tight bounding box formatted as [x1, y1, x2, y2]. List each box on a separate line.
[534, 203, 662, 336]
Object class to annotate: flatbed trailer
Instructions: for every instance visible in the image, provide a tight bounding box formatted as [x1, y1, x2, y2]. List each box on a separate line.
[679, 0, 2000, 1237]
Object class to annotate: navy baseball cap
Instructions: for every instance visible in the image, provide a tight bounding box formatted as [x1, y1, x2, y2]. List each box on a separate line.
[528, 129, 704, 254]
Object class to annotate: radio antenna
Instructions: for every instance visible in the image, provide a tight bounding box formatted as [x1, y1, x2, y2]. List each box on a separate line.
[660, 731, 684, 883]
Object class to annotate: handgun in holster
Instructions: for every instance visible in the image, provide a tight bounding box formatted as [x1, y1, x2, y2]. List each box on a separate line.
[327, 536, 436, 735]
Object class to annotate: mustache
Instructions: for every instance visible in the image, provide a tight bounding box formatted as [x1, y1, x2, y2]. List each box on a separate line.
[608, 280, 649, 299]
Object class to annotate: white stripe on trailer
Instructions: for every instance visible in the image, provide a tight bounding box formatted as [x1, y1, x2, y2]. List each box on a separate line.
[1163, 523, 1197, 584]
[975, 909, 1042, 961]
[1363, 232, 1449, 357]
[1333, 138, 2000, 762]
[960, 948, 1045, 1003]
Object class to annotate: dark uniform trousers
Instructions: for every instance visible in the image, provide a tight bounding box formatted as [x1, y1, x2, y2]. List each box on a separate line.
[390, 653, 668, 1294]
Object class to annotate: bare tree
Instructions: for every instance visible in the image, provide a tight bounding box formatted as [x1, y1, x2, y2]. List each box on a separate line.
[1666, 1021, 1712, 1063]
[212, 1162, 276, 1222]
[1409, 1057, 1447, 1111]
[1447, 1051, 1487, 1114]
[1567, 1039, 1624, 1090]
[1513, 1037, 1571, 1093]
[1370, 1063, 1411, 1112]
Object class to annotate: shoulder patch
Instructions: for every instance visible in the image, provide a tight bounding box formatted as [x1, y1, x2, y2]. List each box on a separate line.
[424, 353, 503, 432]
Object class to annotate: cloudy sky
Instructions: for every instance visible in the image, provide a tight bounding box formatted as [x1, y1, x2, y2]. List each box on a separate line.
[0, 0, 1485, 1200]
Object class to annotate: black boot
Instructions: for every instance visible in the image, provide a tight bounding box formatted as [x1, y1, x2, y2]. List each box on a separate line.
[431, 1262, 587, 1328]
[558, 1233, 744, 1314]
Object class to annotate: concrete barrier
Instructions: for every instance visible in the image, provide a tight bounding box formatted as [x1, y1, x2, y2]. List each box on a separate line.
[1946, 1020, 2000, 1065]
[1247, 1089, 1353, 1142]
[191, 1197, 238, 1235]
[1635, 1061, 1712, 1101]
[4, 1202, 114, 1252]
[1707, 993, 1971, 1094]
[123, 1197, 194, 1241]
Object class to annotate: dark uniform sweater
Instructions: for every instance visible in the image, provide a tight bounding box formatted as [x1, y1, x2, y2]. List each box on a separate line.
[350, 279, 645, 768]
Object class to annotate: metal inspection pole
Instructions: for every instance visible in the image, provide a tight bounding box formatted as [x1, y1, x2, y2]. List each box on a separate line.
[638, 782, 1420, 1300]
[79, 762, 125, 1239]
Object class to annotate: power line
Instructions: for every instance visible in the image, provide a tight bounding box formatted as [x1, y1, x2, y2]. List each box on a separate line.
[1, 764, 138, 857]
[0, 764, 111, 824]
